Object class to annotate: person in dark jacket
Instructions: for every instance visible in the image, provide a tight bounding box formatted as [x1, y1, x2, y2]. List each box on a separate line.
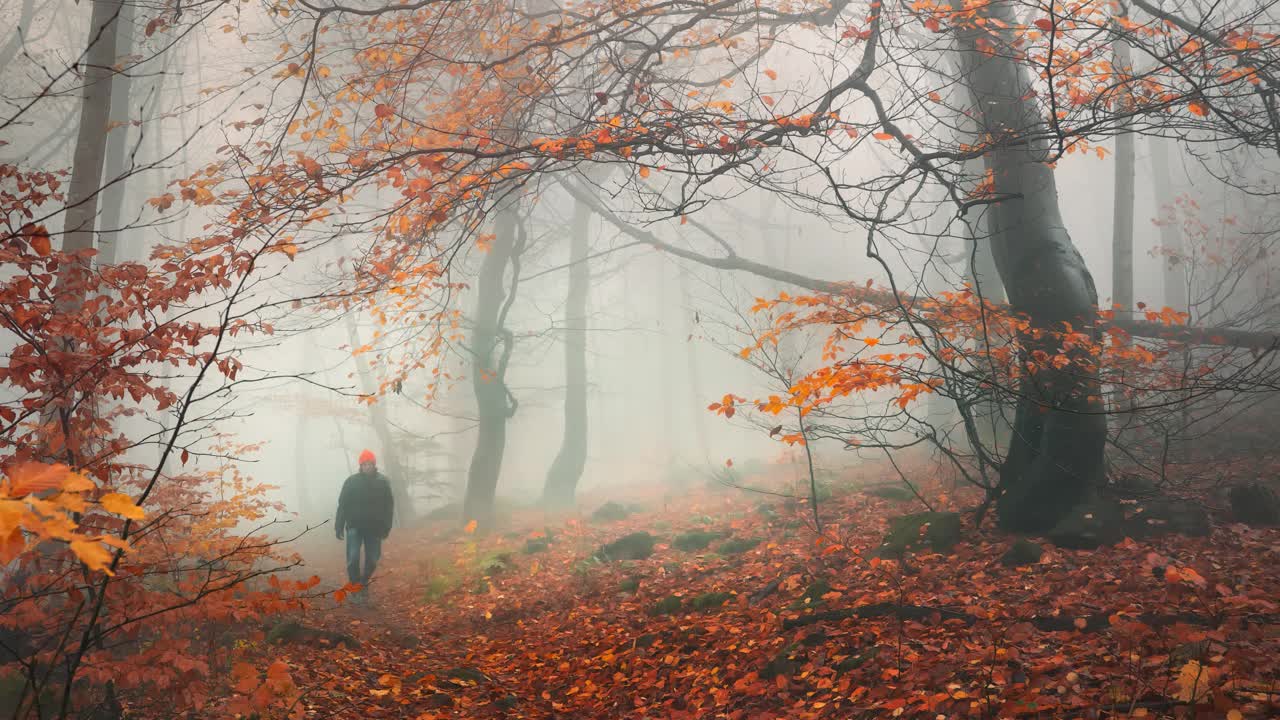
[335, 449, 395, 601]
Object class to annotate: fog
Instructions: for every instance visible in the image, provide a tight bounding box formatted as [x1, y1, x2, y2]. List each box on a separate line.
[4, 0, 1280, 714]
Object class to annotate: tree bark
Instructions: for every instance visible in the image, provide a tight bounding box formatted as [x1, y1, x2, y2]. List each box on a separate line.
[61, 0, 119, 262]
[97, 0, 135, 265]
[43, 0, 119, 467]
[344, 314, 416, 528]
[463, 201, 520, 531]
[1111, 34, 1136, 316]
[955, 0, 1108, 532]
[1149, 138, 1188, 314]
[543, 197, 590, 509]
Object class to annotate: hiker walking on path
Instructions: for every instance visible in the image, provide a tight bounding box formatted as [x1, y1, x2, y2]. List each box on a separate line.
[335, 449, 395, 602]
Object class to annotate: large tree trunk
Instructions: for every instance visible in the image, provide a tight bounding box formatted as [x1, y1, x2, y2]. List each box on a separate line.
[61, 0, 119, 263]
[463, 202, 519, 531]
[543, 197, 590, 509]
[1111, 34, 1136, 316]
[1149, 138, 1193, 460]
[1110, 30, 1137, 432]
[1149, 139, 1188, 314]
[344, 313, 416, 528]
[43, 0, 119, 469]
[97, 0, 135, 265]
[956, 0, 1108, 533]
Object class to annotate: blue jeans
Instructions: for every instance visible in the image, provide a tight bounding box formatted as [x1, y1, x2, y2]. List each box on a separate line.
[345, 529, 382, 587]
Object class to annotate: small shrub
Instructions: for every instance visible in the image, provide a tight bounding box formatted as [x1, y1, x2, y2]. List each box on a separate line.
[691, 591, 732, 611]
[595, 532, 656, 561]
[717, 537, 761, 556]
[673, 530, 722, 552]
[424, 572, 460, 603]
[650, 596, 683, 616]
[592, 502, 631, 522]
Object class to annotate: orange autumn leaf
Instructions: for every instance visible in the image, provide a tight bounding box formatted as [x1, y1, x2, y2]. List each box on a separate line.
[1188, 100, 1210, 116]
[464, 519, 478, 534]
[231, 662, 260, 694]
[0, 527, 23, 564]
[70, 538, 115, 575]
[872, 132, 893, 140]
[100, 492, 145, 520]
[7, 461, 71, 496]
[763, 68, 778, 80]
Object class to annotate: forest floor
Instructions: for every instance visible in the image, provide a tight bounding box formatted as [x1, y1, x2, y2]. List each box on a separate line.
[253, 465, 1280, 719]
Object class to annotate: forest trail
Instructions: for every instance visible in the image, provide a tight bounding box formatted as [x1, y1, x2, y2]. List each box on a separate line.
[264, 471, 1280, 719]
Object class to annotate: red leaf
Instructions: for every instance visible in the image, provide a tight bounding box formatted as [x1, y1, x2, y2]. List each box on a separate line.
[1033, 18, 1053, 31]
[30, 233, 51, 257]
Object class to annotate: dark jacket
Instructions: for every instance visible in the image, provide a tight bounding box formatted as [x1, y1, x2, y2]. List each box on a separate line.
[335, 471, 395, 537]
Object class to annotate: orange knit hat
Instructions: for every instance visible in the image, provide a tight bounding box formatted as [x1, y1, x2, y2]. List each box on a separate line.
[358, 449, 376, 464]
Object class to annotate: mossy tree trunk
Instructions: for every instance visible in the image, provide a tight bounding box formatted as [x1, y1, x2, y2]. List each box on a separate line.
[463, 202, 520, 531]
[955, 0, 1108, 532]
[543, 197, 591, 509]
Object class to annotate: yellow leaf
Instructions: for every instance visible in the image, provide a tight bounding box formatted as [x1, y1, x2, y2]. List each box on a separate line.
[70, 539, 115, 575]
[61, 472, 95, 493]
[100, 492, 145, 520]
[1227, 710, 1243, 720]
[49, 491, 87, 514]
[1176, 660, 1210, 702]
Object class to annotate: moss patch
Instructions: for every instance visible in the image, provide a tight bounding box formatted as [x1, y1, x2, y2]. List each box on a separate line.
[596, 532, 656, 561]
[691, 592, 733, 611]
[592, 501, 632, 522]
[717, 537, 761, 556]
[650, 596, 683, 616]
[879, 511, 961, 555]
[673, 530, 722, 552]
